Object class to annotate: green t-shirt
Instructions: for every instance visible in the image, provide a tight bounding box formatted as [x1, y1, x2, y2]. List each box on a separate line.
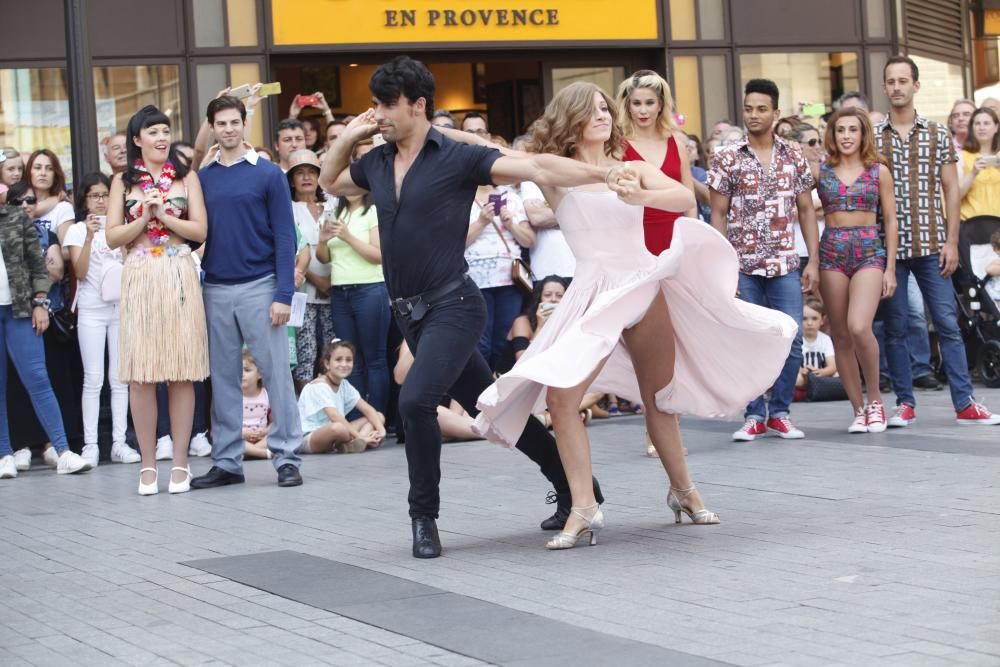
[327, 205, 384, 286]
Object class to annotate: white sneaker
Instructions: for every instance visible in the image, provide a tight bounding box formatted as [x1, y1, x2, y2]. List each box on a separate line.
[188, 432, 212, 457]
[0, 455, 17, 479]
[110, 443, 141, 464]
[43, 446, 59, 466]
[81, 444, 100, 468]
[155, 435, 174, 461]
[56, 450, 92, 475]
[12, 448, 32, 471]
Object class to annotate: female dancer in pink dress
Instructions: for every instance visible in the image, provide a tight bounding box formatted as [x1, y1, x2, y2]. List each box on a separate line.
[469, 83, 798, 550]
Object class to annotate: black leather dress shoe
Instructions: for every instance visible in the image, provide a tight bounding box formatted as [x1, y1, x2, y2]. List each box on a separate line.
[540, 476, 604, 530]
[411, 517, 442, 558]
[914, 374, 943, 390]
[277, 464, 302, 487]
[190, 466, 245, 490]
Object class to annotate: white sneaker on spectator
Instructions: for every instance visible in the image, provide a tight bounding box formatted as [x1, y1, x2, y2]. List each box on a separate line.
[188, 432, 212, 457]
[155, 435, 174, 461]
[12, 448, 32, 471]
[0, 455, 17, 479]
[57, 450, 92, 475]
[81, 444, 100, 468]
[43, 446, 59, 466]
[111, 443, 141, 464]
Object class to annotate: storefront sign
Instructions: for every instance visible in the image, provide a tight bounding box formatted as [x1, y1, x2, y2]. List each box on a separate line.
[272, 0, 661, 46]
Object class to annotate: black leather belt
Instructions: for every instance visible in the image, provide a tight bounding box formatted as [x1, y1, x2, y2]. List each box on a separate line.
[390, 274, 468, 321]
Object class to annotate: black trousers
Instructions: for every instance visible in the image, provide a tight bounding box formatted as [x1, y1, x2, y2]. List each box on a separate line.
[396, 277, 569, 519]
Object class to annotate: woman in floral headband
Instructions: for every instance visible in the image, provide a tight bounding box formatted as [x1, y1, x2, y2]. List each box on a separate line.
[106, 105, 209, 496]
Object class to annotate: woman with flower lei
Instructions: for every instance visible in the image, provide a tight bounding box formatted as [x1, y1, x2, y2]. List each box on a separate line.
[107, 105, 209, 496]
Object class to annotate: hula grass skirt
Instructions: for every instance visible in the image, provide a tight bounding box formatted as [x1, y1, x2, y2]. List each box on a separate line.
[119, 245, 209, 383]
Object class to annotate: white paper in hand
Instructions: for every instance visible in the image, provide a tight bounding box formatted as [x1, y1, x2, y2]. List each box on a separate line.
[289, 292, 307, 328]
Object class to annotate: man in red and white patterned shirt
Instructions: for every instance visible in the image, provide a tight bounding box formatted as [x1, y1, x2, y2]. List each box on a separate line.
[708, 78, 820, 442]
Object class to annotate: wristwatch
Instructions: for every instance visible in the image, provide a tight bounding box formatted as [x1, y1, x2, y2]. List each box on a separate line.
[31, 296, 51, 310]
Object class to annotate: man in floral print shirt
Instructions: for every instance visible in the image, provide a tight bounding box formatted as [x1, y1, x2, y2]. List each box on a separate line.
[709, 78, 820, 442]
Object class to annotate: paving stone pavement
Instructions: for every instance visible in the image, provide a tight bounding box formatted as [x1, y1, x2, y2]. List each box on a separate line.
[1, 386, 998, 666]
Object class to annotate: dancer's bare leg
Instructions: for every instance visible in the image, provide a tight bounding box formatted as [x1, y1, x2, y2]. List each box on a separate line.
[847, 269, 885, 405]
[623, 292, 710, 513]
[820, 271, 864, 411]
[546, 361, 608, 536]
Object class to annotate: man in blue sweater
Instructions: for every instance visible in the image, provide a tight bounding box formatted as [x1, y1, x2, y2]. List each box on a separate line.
[191, 95, 303, 489]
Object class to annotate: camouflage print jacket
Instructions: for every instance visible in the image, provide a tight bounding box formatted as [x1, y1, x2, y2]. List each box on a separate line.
[0, 204, 50, 319]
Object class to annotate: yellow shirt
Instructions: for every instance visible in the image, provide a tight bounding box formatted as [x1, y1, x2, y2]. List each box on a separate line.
[960, 150, 1000, 220]
[327, 204, 384, 286]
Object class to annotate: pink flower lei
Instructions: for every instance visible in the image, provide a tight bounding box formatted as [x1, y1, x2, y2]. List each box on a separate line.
[132, 158, 176, 246]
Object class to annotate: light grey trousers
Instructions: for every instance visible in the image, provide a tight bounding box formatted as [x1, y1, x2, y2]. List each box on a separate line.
[203, 275, 302, 473]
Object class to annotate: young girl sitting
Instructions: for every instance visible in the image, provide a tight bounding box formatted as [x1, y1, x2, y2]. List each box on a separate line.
[298, 340, 386, 454]
[242, 351, 271, 459]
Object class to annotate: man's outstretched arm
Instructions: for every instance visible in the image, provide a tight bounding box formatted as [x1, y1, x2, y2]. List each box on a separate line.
[319, 109, 377, 196]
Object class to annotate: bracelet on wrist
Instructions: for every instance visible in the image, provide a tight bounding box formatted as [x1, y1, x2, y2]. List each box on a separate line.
[31, 297, 51, 310]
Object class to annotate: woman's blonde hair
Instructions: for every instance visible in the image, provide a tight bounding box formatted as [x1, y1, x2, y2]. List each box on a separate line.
[616, 70, 677, 138]
[525, 82, 623, 159]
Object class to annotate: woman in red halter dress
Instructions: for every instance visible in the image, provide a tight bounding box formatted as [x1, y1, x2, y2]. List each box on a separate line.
[617, 70, 698, 456]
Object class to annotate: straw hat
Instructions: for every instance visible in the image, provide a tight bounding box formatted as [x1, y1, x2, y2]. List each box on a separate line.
[286, 149, 321, 178]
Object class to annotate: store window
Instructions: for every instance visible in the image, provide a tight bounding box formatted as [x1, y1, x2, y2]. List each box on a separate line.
[670, 0, 726, 41]
[0, 67, 72, 179]
[740, 52, 859, 119]
[551, 67, 626, 96]
[909, 55, 966, 124]
[93, 65, 183, 141]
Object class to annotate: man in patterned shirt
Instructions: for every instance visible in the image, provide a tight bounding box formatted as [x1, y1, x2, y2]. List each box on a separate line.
[874, 55, 1000, 426]
[709, 79, 820, 442]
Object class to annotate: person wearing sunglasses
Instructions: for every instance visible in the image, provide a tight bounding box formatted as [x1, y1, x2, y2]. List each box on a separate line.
[790, 123, 827, 269]
[0, 183, 92, 478]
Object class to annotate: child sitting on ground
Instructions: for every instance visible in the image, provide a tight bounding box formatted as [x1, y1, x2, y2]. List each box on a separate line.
[242, 350, 272, 459]
[297, 340, 386, 454]
[796, 298, 839, 399]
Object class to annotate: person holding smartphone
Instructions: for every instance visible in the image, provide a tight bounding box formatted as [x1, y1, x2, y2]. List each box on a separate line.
[958, 106, 1000, 222]
[63, 172, 137, 467]
[465, 177, 534, 370]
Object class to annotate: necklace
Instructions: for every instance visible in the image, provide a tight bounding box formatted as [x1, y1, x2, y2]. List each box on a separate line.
[132, 158, 176, 245]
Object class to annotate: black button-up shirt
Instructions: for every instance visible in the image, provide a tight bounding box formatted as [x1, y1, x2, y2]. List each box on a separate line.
[349, 128, 501, 299]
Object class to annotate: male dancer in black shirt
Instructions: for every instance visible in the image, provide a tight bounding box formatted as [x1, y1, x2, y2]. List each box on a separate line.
[320, 56, 625, 558]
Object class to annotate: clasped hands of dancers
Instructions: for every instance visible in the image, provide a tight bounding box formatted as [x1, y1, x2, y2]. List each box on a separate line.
[317, 57, 795, 558]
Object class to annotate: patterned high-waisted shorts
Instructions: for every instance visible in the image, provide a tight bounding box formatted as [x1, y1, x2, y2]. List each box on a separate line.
[819, 226, 886, 277]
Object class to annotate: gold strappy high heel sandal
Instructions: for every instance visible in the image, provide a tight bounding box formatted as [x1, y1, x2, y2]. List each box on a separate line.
[546, 503, 604, 550]
[667, 485, 720, 525]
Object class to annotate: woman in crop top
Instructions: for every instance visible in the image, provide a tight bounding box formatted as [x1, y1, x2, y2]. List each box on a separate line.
[106, 105, 209, 496]
[815, 108, 898, 435]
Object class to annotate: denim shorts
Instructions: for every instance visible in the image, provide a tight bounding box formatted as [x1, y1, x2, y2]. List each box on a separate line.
[819, 226, 886, 278]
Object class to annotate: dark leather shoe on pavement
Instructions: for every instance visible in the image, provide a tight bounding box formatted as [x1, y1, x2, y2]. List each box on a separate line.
[540, 476, 604, 530]
[276, 464, 302, 487]
[190, 466, 245, 490]
[411, 517, 442, 558]
[914, 374, 943, 390]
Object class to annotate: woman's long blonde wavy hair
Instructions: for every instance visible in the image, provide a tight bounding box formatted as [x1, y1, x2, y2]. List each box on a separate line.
[524, 82, 623, 159]
[615, 70, 677, 139]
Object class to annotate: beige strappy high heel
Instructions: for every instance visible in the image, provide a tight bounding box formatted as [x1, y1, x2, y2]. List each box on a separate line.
[667, 485, 720, 525]
[546, 504, 604, 550]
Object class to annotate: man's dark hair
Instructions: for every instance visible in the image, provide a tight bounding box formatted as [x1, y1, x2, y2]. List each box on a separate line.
[461, 111, 487, 130]
[744, 79, 779, 110]
[206, 95, 246, 124]
[884, 55, 919, 82]
[370, 55, 435, 120]
[432, 109, 454, 121]
[274, 118, 305, 142]
[835, 90, 870, 111]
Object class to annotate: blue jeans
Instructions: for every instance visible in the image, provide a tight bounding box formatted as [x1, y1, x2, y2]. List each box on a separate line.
[877, 274, 933, 379]
[883, 254, 974, 410]
[478, 284, 524, 371]
[0, 306, 69, 456]
[330, 282, 391, 412]
[737, 271, 803, 420]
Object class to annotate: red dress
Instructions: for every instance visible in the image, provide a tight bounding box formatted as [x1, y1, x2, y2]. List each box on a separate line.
[622, 136, 682, 254]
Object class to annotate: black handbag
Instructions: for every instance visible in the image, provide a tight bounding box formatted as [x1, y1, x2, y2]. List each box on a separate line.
[48, 307, 77, 343]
